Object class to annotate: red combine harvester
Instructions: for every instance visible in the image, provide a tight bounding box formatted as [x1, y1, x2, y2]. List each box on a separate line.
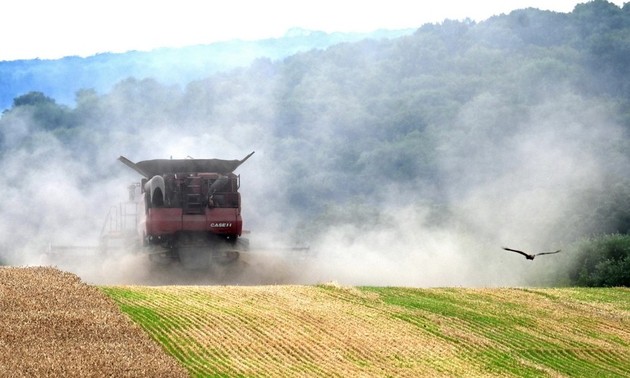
[116, 152, 254, 269]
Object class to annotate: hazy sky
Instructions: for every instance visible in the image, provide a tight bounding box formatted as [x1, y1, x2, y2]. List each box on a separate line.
[1, 0, 626, 61]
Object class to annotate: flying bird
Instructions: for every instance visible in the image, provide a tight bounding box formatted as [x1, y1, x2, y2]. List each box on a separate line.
[502, 247, 561, 260]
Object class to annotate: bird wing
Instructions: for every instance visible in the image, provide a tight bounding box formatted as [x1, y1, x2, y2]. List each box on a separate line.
[534, 250, 561, 256]
[502, 247, 529, 257]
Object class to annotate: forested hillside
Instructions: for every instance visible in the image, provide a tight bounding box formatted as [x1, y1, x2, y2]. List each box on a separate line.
[0, 28, 412, 111]
[1, 0, 629, 287]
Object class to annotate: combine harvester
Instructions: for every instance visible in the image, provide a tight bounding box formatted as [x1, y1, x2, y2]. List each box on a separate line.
[106, 152, 256, 270]
[45, 151, 307, 282]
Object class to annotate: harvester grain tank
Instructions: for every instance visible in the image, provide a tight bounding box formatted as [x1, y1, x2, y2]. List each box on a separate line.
[118, 152, 254, 269]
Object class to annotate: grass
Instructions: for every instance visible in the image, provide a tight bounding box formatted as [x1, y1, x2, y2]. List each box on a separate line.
[101, 285, 630, 377]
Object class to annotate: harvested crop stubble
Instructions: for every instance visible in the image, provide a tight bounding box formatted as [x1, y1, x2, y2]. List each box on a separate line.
[102, 284, 487, 377]
[0, 267, 188, 378]
[103, 283, 630, 377]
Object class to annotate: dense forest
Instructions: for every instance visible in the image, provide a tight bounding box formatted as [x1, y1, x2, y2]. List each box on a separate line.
[1, 0, 629, 286]
[0, 28, 412, 111]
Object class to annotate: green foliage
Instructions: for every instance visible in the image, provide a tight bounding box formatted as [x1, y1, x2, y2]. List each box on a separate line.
[9, 91, 76, 133]
[1, 29, 414, 112]
[568, 234, 630, 287]
[12, 91, 55, 107]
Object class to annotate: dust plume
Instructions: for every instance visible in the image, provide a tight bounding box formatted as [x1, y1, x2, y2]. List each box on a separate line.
[0, 46, 627, 287]
[290, 89, 628, 287]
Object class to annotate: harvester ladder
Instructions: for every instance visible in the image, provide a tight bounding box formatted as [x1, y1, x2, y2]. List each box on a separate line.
[184, 179, 203, 214]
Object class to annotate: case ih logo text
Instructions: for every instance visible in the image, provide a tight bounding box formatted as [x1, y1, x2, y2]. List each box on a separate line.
[210, 223, 232, 228]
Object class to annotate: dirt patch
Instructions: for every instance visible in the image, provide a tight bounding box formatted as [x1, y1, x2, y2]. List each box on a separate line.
[0, 266, 188, 377]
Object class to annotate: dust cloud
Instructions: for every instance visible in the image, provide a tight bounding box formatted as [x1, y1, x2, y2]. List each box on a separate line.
[281, 90, 628, 287]
[0, 73, 626, 287]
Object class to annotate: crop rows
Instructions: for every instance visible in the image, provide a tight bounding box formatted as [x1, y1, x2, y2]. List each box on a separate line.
[102, 284, 630, 377]
[363, 287, 630, 377]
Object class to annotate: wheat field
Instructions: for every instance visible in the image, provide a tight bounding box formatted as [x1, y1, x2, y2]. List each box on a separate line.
[0, 267, 188, 377]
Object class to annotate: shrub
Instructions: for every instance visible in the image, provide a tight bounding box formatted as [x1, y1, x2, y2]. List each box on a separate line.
[569, 233, 630, 287]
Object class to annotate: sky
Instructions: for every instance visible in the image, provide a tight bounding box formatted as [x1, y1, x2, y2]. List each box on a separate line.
[0, 0, 626, 61]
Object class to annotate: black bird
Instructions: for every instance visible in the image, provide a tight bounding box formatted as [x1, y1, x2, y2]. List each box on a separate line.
[502, 247, 561, 260]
